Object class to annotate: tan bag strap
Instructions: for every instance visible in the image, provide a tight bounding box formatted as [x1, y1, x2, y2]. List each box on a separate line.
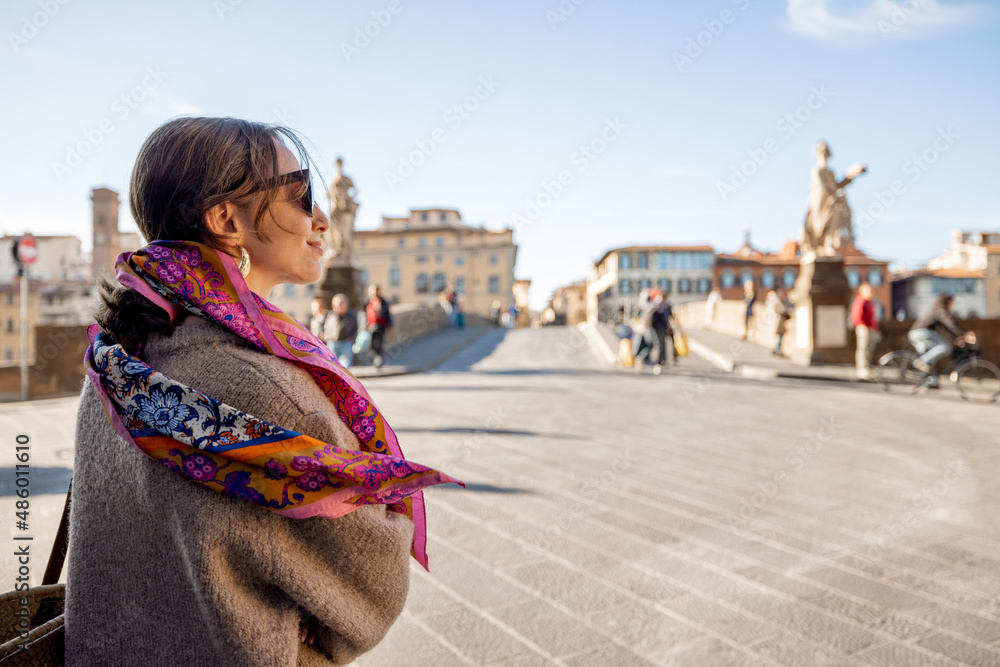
[42, 478, 71, 586]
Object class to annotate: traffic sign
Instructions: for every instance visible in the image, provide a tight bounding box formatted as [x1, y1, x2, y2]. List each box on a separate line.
[15, 234, 36, 265]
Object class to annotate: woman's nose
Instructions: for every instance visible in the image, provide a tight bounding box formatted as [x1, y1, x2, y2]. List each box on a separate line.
[312, 204, 331, 232]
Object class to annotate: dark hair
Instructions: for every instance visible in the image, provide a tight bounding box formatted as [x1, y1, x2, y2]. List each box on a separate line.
[936, 293, 954, 308]
[95, 117, 314, 356]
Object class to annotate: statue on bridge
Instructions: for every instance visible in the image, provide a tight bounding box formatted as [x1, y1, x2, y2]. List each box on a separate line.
[800, 140, 867, 258]
[325, 157, 359, 262]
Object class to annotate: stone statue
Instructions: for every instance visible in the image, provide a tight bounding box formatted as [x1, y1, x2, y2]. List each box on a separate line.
[325, 157, 359, 262]
[801, 140, 866, 258]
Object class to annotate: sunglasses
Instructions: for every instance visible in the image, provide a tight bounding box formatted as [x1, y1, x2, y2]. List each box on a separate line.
[264, 168, 313, 215]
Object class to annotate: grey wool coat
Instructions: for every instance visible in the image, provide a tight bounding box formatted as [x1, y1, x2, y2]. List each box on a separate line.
[66, 320, 414, 666]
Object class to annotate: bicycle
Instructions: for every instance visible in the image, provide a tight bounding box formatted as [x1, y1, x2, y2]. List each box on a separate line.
[876, 332, 1000, 402]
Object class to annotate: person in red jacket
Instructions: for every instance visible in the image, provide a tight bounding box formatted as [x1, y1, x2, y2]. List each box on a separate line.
[851, 282, 879, 379]
[365, 285, 393, 368]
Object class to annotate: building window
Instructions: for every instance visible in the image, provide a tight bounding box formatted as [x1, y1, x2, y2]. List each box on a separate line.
[421, 213, 428, 221]
[416, 273, 428, 293]
[619, 279, 632, 295]
[456, 255, 464, 267]
[455, 277, 465, 293]
[306, 284, 315, 297]
[845, 267, 860, 288]
[398, 237, 405, 247]
[873, 299, 885, 321]
[783, 269, 797, 289]
[678, 278, 692, 294]
[4, 350, 10, 361]
[655, 252, 672, 270]
[489, 276, 500, 294]
[721, 270, 735, 288]
[360, 269, 369, 285]
[417, 255, 427, 263]
[432, 273, 446, 293]
[868, 268, 883, 287]
[391, 295, 400, 305]
[619, 253, 632, 270]
[490, 254, 498, 265]
[658, 278, 671, 293]
[436, 254, 443, 263]
[697, 278, 712, 293]
[440, 213, 447, 221]
[740, 271, 754, 287]
[436, 237, 444, 247]
[284, 284, 295, 297]
[637, 253, 648, 269]
[761, 270, 775, 289]
[6, 294, 12, 305]
[419, 237, 427, 247]
[390, 267, 401, 286]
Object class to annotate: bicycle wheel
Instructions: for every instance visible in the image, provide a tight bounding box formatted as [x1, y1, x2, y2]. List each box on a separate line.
[876, 351, 924, 394]
[954, 359, 1000, 403]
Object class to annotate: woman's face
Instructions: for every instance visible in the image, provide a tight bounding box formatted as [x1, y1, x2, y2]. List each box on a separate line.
[240, 143, 330, 295]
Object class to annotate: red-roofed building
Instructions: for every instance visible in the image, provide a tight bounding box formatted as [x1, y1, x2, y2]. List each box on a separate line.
[715, 232, 891, 320]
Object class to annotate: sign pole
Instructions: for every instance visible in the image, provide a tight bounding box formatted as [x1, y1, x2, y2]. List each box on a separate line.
[20, 267, 27, 401]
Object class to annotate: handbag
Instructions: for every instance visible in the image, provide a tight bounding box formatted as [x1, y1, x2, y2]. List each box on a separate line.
[0, 481, 71, 665]
[674, 333, 690, 358]
[353, 330, 372, 354]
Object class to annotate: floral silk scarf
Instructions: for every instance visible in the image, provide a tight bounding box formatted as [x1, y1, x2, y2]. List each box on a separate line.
[85, 240, 461, 569]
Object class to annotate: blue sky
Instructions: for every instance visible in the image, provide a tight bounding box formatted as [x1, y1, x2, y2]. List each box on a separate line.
[1, 0, 997, 308]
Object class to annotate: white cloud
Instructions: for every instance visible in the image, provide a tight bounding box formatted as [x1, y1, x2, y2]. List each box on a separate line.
[785, 0, 990, 43]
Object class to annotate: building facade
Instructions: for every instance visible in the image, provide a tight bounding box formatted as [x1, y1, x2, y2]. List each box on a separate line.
[890, 268, 985, 320]
[0, 235, 89, 284]
[551, 282, 587, 327]
[587, 245, 715, 324]
[924, 229, 1000, 318]
[0, 284, 39, 365]
[92, 187, 142, 279]
[715, 235, 891, 320]
[353, 208, 518, 317]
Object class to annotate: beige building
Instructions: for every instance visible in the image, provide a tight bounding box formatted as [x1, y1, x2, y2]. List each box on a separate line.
[926, 229, 1000, 318]
[0, 235, 89, 284]
[551, 282, 587, 327]
[0, 284, 39, 365]
[353, 208, 518, 317]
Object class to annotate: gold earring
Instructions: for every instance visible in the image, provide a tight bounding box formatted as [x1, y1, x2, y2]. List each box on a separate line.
[237, 245, 251, 278]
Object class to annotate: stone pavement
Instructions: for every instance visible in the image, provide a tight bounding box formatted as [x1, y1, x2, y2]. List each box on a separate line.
[4, 326, 1000, 665]
[351, 326, 1000, 666]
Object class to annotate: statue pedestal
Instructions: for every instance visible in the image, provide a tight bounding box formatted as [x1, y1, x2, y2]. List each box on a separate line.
[788, 255, 854, 365]
[318, 261, 365, 311]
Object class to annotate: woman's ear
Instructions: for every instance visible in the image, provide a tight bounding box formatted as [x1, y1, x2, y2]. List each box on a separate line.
[203, 202, 243, 250]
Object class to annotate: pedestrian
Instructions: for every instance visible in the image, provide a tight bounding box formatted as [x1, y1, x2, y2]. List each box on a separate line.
[649, 292, 680, 375]
[309, 297, 327, 338]
[743, 279, 756, 340]
[907, 293, 967, 388]
[704, 287, 721, 328]
[439, 286, 458, 327]
[366, 284, 393, 368]
[851, 282, 880, 379]
[68, 116, 458, 666]
[765, 288, 792, 357]
[490, 300, 502, 327]
[324, 293, 359, 368]
[506, 302, 518, 328]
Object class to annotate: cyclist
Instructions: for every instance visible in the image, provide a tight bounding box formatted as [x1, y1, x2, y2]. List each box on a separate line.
[907, 293, 967, 388]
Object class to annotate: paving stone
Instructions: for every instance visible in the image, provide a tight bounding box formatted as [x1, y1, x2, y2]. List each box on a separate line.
[663, 594, 782, 645]
[491, 599, 606, 659]
[916, 633, 1000, 666]
[735, 565, 828, 601]
[563, 642, 662, 667]
[662, 637, 769, 667]
[350, 613, 472, 667]
[749, 632, 857, 667]
[429, 548, 536, 612]
[506, 561, 631, 615]
[405, 571, 466, 619]
[586, 600, 705, 653]
[800, 566, 934, 610]
[905, 606, 1000, 643]
[856, 641, 967, 667]
[599, 563, 688, 604]
[421, 607, 537, 665]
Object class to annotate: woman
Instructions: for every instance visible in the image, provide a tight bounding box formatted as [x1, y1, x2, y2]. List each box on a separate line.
[67, 117, 459, 666]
